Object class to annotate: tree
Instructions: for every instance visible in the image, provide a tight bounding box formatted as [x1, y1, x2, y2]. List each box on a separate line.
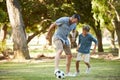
[91, 0, 109, 52]
[6, 0, 30, 59]
[108, 0, 120, 57]
[0, 1, 8, 57]
[19, 0, 72, 44]
[27, 19, 52, 44]
[72, 0, 104, 52]
[92, 0, 120, 57]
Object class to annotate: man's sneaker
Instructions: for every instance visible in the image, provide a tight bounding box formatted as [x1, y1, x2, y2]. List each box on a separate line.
[86, 68, 91, 74]
[54, 69, 59, 74]
[65, 72, 75, 77]
[73, 71, 80, 76]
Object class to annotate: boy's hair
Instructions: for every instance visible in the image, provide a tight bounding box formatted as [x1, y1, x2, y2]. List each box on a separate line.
[72, 14, 80, 22]
[83, 25, 90, 32]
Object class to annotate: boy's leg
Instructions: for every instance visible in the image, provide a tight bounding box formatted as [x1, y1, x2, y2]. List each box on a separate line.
[84, 62, 90, 68]
[83, 54, 91, 73]
[76, 53, 82, 72]
[74, 53, 82, 76]
[54, 39, 63, 73]
[76, 61, 80, 72]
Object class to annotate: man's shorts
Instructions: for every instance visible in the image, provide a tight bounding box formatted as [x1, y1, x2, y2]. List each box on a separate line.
[76, 52, 90, 63]
[53, 38, 71, 55]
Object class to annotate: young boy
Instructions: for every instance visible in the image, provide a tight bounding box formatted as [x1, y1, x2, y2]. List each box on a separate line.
[74, 25, 97, 76]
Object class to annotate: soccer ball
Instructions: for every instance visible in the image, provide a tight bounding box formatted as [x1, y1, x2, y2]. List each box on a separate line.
[55, 70, 65, 79]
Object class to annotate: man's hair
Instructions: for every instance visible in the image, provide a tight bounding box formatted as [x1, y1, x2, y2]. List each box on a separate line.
[72, 14, 80, 22]
[83, 25, 90, 32]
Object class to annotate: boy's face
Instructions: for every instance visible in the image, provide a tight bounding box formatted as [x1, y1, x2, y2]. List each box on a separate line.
[82, 29, 88, 36]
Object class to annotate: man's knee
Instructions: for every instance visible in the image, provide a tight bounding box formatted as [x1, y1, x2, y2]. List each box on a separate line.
[56, 50, 63, 55]
[67, 54, 72, 59]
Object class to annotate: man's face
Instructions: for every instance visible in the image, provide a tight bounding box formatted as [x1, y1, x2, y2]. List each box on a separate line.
[82, 29, 88, 36]
[71, 18, 78, 23]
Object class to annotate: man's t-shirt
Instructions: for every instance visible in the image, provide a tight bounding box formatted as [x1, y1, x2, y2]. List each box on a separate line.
[78, 33, 97, 54]
[53, 17, 76, 46]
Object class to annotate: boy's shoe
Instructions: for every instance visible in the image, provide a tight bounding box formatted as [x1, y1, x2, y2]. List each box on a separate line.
[86, 68, 91, 74]
[65, 72, 75, 77]
[73, 71, 80, 76]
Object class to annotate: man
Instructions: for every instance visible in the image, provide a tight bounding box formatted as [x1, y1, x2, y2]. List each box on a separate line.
[74, 25, 97, 76]
[46, 14, 80, 76]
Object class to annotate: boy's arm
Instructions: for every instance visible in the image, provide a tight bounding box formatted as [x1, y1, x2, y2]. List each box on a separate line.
[91, 36, 98, 54]
[92, 44, 97, 54]
[46, 23, 57, 40]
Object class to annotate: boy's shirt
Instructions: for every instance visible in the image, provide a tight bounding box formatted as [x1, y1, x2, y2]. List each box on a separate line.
[53, 17, 76, 46]
[78, 33, 97, 54]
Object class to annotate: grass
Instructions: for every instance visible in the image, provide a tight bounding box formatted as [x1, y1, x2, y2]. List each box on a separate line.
[1, 43, 120, 80]
[0, 58, 120, 80]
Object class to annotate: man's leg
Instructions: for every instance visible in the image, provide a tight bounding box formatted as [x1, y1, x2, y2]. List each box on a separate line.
[66, 54, 72, 73]
[53, 39, 63, 73]
[64, 45, 73, 76]
[55, 50, 63, 71]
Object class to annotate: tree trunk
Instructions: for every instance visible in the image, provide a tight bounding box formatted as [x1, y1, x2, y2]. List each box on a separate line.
[92, 21, 104, 52]
[108, 0, 120, 58]
[113, 19, 120, 57]
[110, 30, 116, 49]
[96, 29, 104, 52]
[6, 0, 30, 59]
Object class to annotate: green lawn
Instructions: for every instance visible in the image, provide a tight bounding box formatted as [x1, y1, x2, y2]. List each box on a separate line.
[0, 58, 120, 80]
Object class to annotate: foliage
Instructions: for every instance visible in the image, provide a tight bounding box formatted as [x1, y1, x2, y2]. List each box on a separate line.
[0, 0, 8, 24]
[92, 0, 115, 30]
[0, 41, 6, 52]
[0, 9, 7, 23]
[72, 0, 92, 23]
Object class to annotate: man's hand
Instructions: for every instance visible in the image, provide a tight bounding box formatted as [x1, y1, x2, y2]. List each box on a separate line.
[46, 34, 50, 40]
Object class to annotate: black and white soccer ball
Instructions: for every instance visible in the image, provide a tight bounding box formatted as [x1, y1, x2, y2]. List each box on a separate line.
[55, 70, 65, 79]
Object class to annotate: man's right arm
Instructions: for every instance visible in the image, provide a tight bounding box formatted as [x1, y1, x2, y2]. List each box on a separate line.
[46, 23, 57, 40]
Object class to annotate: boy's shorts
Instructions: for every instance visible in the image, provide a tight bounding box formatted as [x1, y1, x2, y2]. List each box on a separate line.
[76, 52, 90, 63]
[53, 38, 71, 55]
